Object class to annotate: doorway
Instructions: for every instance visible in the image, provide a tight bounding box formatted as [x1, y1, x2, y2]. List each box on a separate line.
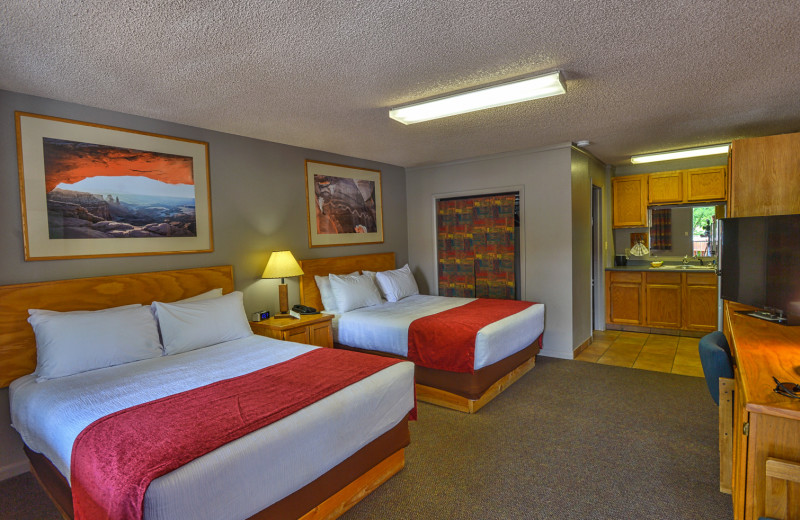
[592, 185, 604, 330]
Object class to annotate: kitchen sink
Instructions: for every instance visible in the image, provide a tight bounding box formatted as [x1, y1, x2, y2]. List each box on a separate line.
[660, 265, 714, 270]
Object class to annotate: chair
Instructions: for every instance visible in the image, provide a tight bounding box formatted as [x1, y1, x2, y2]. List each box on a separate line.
[698, 330, 735, 494]
[699, 331, 734, 405]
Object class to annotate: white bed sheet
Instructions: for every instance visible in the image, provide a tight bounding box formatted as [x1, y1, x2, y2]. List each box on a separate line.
[333, 294, 545, 370]
[10, 335, 414, 520]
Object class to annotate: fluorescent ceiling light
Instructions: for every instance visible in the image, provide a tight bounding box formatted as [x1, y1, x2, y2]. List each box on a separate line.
[389, 71, 566, 125]
[630, 144, 731, 164]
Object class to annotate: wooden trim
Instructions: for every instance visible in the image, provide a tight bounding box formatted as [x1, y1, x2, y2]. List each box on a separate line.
[573, 336, 592, 358]
[14, 112, 213, 261]
[298, 449, 405, 520]
[720, 377, 734, 494]
[0, 266, 234, 387]
[298, 253, 396, 311]
[415, 355, 536, 414]
[765, 457, 800, 519]
[304, 160, 385, 248]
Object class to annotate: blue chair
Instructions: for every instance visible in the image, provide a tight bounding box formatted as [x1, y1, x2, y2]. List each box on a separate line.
[699, 331, 734, 405]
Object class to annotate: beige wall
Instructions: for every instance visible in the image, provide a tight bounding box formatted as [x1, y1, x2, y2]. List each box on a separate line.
[0, 89, 408, 479]
[405, 145, 578, 359]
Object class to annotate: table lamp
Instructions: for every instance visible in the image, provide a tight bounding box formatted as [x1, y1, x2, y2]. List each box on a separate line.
[262, 250, 304, 318]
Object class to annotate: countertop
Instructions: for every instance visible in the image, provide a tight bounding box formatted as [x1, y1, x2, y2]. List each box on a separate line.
[606, 264, 717, 272]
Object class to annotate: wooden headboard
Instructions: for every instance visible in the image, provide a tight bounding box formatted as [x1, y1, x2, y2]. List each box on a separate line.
[0, 265, 234, 387]
[298, 253, 396, 311]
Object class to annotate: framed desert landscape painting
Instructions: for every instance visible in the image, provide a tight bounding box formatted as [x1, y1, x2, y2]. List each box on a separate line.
[305, 160, 384, 247]
[15, 112, 213, 260]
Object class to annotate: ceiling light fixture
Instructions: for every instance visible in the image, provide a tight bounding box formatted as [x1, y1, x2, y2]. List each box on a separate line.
[389, 71, 566, 125]
[630, 144, 731, 164]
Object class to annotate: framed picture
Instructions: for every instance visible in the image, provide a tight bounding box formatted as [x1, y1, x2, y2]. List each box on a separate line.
[305, 160, 384, 247]
[15, 112, 213, 260]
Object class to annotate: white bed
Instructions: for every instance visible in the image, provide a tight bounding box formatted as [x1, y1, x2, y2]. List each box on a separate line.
[0, 265, 415, 520]
[332, 294, 545, 370]
[10, 336, 414, 520]
[298, 253, 546, 414]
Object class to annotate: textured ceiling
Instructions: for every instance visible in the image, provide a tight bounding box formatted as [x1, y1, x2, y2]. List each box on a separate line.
[3, 1, 800, 168]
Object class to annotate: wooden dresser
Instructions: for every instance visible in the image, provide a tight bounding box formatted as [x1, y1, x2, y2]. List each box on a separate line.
[725, 301, 800, 519]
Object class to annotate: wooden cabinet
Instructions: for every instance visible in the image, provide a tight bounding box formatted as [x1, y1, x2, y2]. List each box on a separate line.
[250, 314, 333, 348]
[685, 166, 726, 202]
[612, 175, 648, 228]
[729, 131, 800, 217]
[726, 301, 800, 519]
[645, 272, 682, 328]
[606, 269, 718, 332]
[614, 167, 727, 229]
[606, 271, 644, 325]
[648, 171, 683, 204]
[683, 272, 718, 331]
[646, 166, 726, 205]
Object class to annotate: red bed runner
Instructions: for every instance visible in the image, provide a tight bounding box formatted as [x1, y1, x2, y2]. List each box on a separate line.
[408, 299, 535, 373]
[70, 348, 409, 520]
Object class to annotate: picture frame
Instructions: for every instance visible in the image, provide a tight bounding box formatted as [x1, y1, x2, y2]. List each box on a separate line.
[305, 160, 384, 247]
[15, 112, 213, 260]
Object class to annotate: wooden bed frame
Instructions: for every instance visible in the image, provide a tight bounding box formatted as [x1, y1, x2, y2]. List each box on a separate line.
[0, 265, 408, 520]
[298, 253, 539, 413]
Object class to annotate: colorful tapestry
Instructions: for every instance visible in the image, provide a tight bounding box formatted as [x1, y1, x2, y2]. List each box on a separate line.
[436, 194, 516, 299]
[651, 208, 672, 250]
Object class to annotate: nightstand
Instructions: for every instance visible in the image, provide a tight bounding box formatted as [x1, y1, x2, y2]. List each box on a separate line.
[250, 313, 333, 348]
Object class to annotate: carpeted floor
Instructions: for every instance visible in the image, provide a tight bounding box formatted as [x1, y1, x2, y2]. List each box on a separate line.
[0, 357, 733, 519]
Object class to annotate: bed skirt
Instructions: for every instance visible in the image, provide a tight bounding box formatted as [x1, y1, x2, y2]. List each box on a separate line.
[336, 335, 542, 400]
[24, 416, 410, 520]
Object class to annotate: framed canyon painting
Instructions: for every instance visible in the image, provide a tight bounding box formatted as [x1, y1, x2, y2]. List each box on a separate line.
[15, 112, 213, 260]
[305, 160, 384, 247]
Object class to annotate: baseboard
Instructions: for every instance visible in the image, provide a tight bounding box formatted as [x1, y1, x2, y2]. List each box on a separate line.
[572, 336, 593, 358]
[0, 460, 29, 481]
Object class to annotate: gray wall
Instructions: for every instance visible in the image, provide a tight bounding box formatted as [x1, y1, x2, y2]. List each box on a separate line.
[570, 149, 611, 342]
[0, 89, 408, 479]
[405, 145, 576, 360]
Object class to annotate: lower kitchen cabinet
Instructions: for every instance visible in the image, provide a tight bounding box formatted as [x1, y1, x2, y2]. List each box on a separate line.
[606, 269, 718, 332]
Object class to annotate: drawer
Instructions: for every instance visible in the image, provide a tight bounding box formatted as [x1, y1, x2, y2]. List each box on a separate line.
[686, 272, 718, 286]
[646, 272, 681, 285]
[608, 271, 643, 283]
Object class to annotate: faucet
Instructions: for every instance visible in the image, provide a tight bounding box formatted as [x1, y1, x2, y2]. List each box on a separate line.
[695, 252, 704, 266]
[682, 255, 689, 265]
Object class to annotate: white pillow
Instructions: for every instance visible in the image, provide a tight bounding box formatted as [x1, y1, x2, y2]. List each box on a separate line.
[29, 303, 141, 317]
[29, 305, 162, 381]
[375, 264, 419, 302]
[315, 272, 358, 312]
[329, 273, 382, 313]
[175, 287, 223, 303]
[152, 291, 253, 355]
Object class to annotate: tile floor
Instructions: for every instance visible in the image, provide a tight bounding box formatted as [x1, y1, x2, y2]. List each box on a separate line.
[575, 330, 704, 377]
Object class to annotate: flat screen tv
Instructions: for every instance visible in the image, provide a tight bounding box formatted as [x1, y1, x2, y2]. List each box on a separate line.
[720, 214, 800, 325]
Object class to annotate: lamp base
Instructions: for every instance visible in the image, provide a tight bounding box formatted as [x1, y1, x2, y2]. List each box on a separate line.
[278, 283, 289, 314]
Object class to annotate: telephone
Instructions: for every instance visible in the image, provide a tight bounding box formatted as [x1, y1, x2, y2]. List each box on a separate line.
[291, 304, 319, 315]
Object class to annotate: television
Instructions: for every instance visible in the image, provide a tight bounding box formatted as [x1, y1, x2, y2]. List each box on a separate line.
[720, 214, 800, 325]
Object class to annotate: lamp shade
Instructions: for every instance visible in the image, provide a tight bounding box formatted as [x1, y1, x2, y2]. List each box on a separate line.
[262, 251, 304, 279]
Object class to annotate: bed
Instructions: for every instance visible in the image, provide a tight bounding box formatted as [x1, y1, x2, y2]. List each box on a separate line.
[298, 253, 545, 413]
[0, 266, 415, 520]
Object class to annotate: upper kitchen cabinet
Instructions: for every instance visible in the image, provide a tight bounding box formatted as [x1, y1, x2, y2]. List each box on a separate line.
[612, 174, 648, 228]
[729, 131, 800, 217]
[684, 166, 726, 202]
[648, 171, 683, 204]
[647, 167, 727, 205]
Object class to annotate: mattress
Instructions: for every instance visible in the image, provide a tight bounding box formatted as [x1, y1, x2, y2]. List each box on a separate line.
[10, 335, 415, 520]
[333, 294, 545, 370]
